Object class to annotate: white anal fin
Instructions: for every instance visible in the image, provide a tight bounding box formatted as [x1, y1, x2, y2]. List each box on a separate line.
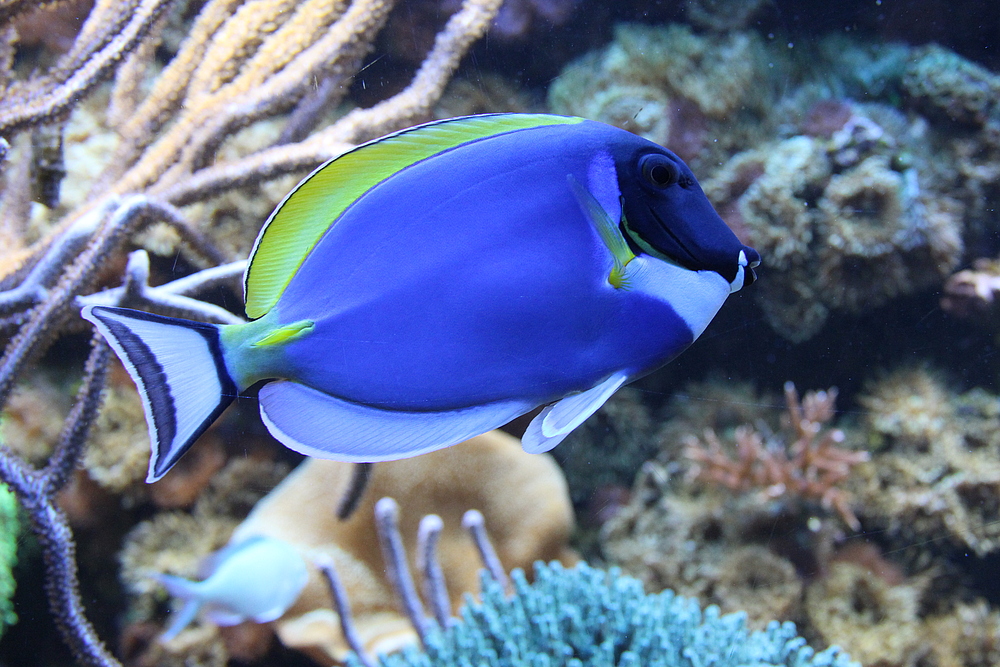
[258, 381, 536, 461]
[522, 372, 628, 454]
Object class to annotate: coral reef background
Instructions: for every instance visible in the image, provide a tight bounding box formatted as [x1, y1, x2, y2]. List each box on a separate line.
[2, 0, 1000, 666]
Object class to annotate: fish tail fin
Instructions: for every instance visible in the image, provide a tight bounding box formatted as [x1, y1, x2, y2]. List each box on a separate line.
[80, 305, 237, 482]
[153, 573, 204, 641]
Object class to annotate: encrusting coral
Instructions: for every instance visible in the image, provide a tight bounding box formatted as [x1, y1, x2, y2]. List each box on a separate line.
[603, 375, 1000, 667]
[804, 562, 924, 666]
[548, 24, 770, 163]
[554, 386, 657, 509]
[602, 382, 867, 629]
[902, 44, 1000, 126]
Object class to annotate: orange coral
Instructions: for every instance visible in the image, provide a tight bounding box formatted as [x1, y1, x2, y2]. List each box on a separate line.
[683, 382, 869, 530]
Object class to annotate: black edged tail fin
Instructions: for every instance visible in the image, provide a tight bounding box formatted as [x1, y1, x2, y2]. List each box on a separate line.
[81, 305, 237, 482]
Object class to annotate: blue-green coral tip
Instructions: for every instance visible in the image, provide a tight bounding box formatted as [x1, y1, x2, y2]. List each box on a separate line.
[352, 561, 859, 667]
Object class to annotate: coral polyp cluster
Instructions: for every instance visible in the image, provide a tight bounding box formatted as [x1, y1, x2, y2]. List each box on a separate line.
[704, 105, 962, 341]
[548, 24, 768, 160]
[852, 368, 1000, 557]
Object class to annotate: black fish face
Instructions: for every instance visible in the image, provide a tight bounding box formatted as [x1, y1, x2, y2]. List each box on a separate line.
[615, 145, 760, 292]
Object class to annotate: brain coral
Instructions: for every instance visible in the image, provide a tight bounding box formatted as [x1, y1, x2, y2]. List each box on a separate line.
[704, 104, 963, 341]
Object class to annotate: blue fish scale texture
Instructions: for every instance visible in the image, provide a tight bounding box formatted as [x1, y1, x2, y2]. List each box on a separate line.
[272, 122, 694, 410]
[354, 562, 860, 667]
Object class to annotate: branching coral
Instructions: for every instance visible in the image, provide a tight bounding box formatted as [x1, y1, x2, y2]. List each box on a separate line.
[684, 382, 869, 530]
[602, 374, 1000, 667]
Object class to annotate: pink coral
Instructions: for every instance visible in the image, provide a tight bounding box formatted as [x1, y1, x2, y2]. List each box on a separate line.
[683, 382, 869, 530]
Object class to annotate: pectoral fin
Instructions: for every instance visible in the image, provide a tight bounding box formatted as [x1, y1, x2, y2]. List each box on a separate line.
[568, 172, 635, 289]
[522, 372, 628, 454]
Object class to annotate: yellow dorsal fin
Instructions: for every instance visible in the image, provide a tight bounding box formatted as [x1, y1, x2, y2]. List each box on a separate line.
[243, 113, 585, 319]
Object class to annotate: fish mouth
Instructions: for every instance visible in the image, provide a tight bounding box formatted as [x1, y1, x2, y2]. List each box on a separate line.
[643, 206, 761, 292]
[729, 248, 761, 293]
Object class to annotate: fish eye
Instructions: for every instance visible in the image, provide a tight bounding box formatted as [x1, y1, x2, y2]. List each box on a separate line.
[639, 154, 680, 188]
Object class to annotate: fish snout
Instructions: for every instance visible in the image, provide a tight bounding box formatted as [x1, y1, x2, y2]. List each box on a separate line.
[729, 247, 761, 293]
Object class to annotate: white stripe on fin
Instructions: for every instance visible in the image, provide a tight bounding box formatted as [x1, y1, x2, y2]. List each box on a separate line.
[80, 305, 236, 482]
[522, 372, 628, 454]
[258, 381, 536, 461]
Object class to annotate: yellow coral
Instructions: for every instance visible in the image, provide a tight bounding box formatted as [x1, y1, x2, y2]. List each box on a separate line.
[0, 371, 69, 464]
[805, 562, 923, 666]
[859, 366, 956, 453]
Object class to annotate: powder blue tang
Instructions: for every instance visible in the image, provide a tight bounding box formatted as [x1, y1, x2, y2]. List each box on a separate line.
[81, 113, 759, 482]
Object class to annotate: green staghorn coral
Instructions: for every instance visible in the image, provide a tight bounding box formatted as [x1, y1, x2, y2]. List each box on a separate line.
[0, 482, 18, 638]
[356, 561, 858, 667]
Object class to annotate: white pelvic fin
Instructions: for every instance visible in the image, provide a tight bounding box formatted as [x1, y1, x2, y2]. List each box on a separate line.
[80, 305, 237, 482]
[522, 372, 628, 454]
[258, 381, 536, 461]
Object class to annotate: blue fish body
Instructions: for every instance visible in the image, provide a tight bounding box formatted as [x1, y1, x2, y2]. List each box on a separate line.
[82, 114, 759, 481]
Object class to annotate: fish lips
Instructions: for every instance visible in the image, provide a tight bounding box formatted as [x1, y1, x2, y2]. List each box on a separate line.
[730, 247, 761, 293]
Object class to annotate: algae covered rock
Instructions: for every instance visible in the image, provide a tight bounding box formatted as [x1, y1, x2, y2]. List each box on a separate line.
[357, 561, 858, 667]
